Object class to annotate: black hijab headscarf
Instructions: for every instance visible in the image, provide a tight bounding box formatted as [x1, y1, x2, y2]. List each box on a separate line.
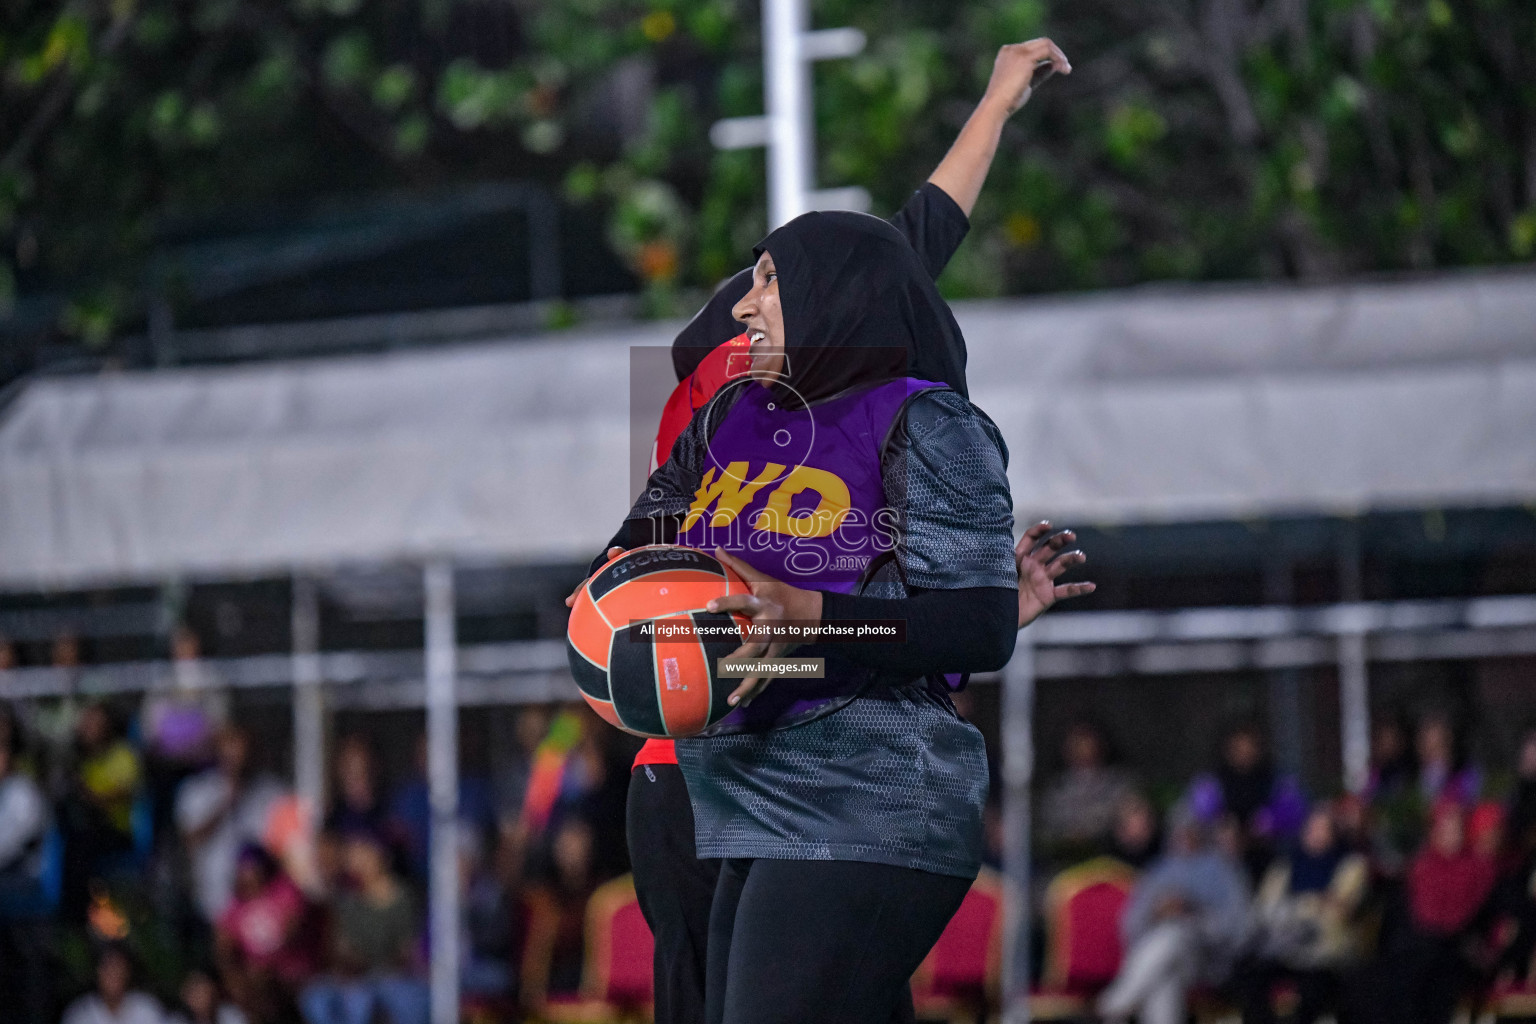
[758, 208, 970, 408]
[745, 211, 968, 408]
[675, 214, 964, 402]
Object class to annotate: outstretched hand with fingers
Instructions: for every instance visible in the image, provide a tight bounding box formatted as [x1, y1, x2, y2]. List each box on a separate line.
[1016, 521, 1096, 628]
[704, 548, 823, 709]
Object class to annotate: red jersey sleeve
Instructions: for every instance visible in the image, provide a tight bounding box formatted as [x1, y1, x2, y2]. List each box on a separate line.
[635, 334, 750, 766]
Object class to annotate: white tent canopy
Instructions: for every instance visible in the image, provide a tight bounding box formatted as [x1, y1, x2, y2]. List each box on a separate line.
[965, 267, 1536, 524]
[2, 267, 1534, 590]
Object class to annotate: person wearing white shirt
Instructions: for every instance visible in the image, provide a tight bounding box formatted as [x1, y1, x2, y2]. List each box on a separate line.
[62, 945, 167, 1024]
[164, 968, 249, 1024]
[176, 726, 285, 922]
[0, 722, 47, 899]
[0, 706, 51, 1024]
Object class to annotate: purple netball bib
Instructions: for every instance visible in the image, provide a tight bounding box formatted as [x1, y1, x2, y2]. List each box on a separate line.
[678, 376, 942, 733]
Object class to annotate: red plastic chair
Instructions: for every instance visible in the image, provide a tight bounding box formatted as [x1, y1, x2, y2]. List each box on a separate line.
[911, 867, 1003, 1022]
[1031, 856, 1137, 1021]
[534, 874, 655, 1023]
[1491, 977, 1536, 1020]
[583, 875, 654, 1006]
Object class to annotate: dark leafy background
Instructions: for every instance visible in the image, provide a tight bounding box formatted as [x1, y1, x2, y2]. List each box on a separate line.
[2, 0, 1533, 348]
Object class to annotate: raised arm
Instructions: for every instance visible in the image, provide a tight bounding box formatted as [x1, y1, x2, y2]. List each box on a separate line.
[672, 38, 1070, 382]
[925, 38, 1071, 217]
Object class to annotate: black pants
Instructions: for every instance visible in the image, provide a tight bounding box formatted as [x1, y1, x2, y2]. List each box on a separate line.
[628, 763, 720, 1024]
[706, 857, 971, 1024]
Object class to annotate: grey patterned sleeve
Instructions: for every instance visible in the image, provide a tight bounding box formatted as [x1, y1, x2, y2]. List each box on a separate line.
[883, 389, 1019, 591]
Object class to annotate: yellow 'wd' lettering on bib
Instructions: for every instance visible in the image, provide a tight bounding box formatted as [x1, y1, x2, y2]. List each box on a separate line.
[682, 462, 785, 530]
[752, 466, 852, 539]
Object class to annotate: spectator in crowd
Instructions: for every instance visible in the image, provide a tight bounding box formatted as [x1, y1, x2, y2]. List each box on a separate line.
[389, 732, 495, 883]
[1215, 811, 1251, 869]
[324, 736, 391, 839]
[1039, 719, 1137, 863]
[513, 709, 585, 840]
[1330, 794, 1372, 856]
[520, 817, 600, 1010]
[62, 944, 166, 1024]
[1107, 791, 1162, 871]
[458, 825, 513, 1000]
[262, 793, 321, 898]
[1097, 806, 1252, 1024]
[1365, 715, 1414, 804]
[300, 829, 428, 1024]
[1361, 714, 1441, 874]
[142, 626, 226, 764]
[1415, 711, 1480, 807]
[1189, 721, 1307, 883]
[0, 705, 51, 1024]
[487, 707, 555, 901]
[1469, 800, 1506, 863]
[1359, 712, 1482, 888]
[1506, 726, 1536, 860]
[308, 830, 346, 902]
[491, 705, 552, 828]
[215, 844, 317, 1024]
[142, 627, 227, 844]
[61, 702, 142, 921]
[1457, 799, 1536, 996]
[506, 706, 630, 882]
[1380, 802, 1500, 1024]
[565, 713, 632, 879]
[177, 725, 286, 923]
[165, 968, 248, 1024]
[53, 632, 85, 680]
[1233, 803, 1370, 1024]
[1473, 730, 1536, 995]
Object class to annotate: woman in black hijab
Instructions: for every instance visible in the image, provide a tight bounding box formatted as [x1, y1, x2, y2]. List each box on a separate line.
[602, 209, 1090, 1024]
[671, 203, 971, 402]
[747, 209, 967, 405]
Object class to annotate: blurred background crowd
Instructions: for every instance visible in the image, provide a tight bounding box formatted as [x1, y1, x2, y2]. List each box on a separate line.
[1027, 711, 1536, 1024]
[0, 682, 637, 1024]
[2, 660, 1536, 1023]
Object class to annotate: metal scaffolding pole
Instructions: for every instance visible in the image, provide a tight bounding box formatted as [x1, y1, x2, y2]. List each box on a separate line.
[762, 0, 812, 226]
[709, 0, 866, 228]
[1336, 525, 1371, 795]
[291, 575, 326, 824]
[1001, 625, 1037, 1024]
[1339, 631, 1371, 794]
[1263, 555, 1306, 780]
[424, 561, 459, 1024]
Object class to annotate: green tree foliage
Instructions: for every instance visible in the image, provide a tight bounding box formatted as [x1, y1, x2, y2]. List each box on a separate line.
[2, 0, 1533, 345]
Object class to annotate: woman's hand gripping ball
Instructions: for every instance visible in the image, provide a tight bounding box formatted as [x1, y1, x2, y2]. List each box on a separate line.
[705, 548, 823, 709]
